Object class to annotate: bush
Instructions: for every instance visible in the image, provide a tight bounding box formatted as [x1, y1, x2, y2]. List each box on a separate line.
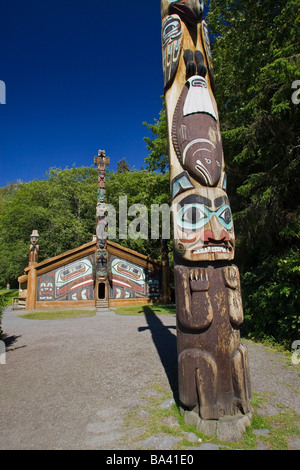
[0, 296, 5, 340]
[0, 290, 18, 339]
[241, 249, 300, 348]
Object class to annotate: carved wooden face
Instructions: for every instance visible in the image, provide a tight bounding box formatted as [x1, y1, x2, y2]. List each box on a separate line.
[172, 187, 235, 261]
[30, 236, 39, 245]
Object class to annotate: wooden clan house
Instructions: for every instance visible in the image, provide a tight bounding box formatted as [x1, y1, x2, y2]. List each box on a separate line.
[17, 150, 170, 310]
[18, 238, 169, 310]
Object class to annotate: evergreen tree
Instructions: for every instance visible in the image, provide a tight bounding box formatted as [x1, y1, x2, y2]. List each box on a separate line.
[143, 99, 169, 173]
[207, 0, 300, 344]
[116, 158, 130, 173]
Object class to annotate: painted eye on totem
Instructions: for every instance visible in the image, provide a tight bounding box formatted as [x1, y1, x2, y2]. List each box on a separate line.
[218, 206, 233, 229]
[178, 204, 208, 231]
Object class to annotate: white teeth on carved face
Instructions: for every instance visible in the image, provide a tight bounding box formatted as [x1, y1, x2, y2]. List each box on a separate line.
[192, 246, 230, 254]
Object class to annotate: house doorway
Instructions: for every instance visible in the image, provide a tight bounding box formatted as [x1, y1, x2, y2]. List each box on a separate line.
[98, 282, 106, 300]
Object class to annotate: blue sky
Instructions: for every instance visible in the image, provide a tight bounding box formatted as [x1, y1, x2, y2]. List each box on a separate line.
[0, 1, 210, 187]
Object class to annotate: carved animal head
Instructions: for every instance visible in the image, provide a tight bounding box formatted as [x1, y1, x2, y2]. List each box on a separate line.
[161, 0, 204, 23]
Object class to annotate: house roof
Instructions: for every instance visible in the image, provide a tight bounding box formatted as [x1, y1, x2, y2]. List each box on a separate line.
[19, 239, 162, 281]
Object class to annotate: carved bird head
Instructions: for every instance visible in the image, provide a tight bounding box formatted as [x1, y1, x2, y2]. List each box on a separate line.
[161, 0, 204, 23]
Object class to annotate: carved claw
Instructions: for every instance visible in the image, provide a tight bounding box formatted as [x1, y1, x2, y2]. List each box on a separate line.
[223, 266, 239, 289]
[190, 268, 209, 292]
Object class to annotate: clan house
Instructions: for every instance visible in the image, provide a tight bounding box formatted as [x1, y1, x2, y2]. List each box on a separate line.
[17, 151, 170, 311]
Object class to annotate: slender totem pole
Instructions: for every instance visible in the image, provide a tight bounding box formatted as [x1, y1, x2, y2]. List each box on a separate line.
[94, 149, 110, 308]
[29, 230, 39, 265]
[161, 1, 252, 440]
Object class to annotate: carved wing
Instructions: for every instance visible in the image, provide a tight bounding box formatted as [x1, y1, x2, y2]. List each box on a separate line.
[201, 21, 215, 92]
[162, 15, 183, 90]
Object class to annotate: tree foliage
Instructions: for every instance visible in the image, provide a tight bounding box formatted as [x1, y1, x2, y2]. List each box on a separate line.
[0, 166, 97, 287]
[207, 0, 300, 345]
[116, 158, 130, 173]
[106, 168, 171, 258]
[143, 99, 169, 173]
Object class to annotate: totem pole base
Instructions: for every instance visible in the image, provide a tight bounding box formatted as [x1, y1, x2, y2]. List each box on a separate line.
[180, 407, 252, 442]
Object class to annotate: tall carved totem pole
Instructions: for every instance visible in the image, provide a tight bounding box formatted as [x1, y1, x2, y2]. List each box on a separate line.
[161, 1, 252, 440]
[94, 149, 110, 309]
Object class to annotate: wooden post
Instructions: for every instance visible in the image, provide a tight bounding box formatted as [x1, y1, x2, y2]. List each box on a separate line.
[94, 150, 110, 309]
[26, 265, 37, 310]
[160, 1, 251, 441]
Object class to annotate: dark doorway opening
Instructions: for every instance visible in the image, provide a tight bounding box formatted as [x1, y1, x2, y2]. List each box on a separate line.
[98, 283, 106, 300]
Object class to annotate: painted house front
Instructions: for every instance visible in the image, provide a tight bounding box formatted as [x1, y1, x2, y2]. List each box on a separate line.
[18, 239, 170, 310]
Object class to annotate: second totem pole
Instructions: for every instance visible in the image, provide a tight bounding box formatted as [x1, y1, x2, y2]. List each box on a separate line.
[94, 150, 110, 309]
[161, 0, 252, 440]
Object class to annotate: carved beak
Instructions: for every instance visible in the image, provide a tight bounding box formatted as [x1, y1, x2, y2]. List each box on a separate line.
[170, 0, 204, 23]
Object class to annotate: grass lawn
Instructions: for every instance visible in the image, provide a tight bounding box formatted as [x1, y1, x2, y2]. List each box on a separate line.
[20, 310, 96, 320]
[17, 304, 176, 319]
[113, 304, 176, 316]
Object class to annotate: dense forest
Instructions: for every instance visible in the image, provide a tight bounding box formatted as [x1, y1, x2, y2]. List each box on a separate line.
[1, 0, 299, 346]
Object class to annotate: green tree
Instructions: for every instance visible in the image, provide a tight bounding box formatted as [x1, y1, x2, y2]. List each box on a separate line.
[116, 158, 130, 173]
[143, 98, 169, 173]
[0, 166, 97, 287]
[207, 0, 300, 344]
[207, 0, 300, 264]
[106, 169, 171, 260]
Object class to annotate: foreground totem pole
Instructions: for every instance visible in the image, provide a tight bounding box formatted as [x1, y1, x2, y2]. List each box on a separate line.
[94, 149, 110, 308]
[161, 0, 252, 440]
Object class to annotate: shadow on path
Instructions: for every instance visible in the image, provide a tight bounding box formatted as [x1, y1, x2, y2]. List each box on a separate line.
[2, 334, 25, 352]
[138, 306, 178, 401]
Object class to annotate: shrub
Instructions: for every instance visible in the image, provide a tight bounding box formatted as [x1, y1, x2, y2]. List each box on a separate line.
[241, 249, 300, 347]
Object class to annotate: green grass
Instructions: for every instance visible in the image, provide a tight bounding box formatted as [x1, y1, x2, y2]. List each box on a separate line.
[121, 384, 300, 450]
[114, 304, 176, 316]
[20, 309, 96, 320]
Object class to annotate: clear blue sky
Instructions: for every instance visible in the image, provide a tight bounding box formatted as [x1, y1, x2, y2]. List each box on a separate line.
[0, 0, 210, 187]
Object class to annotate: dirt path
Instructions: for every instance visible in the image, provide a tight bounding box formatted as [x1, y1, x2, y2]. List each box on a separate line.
[0, 306, 299, 450]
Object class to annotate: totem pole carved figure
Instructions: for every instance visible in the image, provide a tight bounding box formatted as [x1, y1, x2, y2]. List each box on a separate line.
[161, 1, 251, 434]
[94, 150, 110, 304]
[29, 229, 39, 264]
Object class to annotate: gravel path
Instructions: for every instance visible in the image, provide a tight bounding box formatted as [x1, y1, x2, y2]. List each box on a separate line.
[0, 306, 299, 450]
